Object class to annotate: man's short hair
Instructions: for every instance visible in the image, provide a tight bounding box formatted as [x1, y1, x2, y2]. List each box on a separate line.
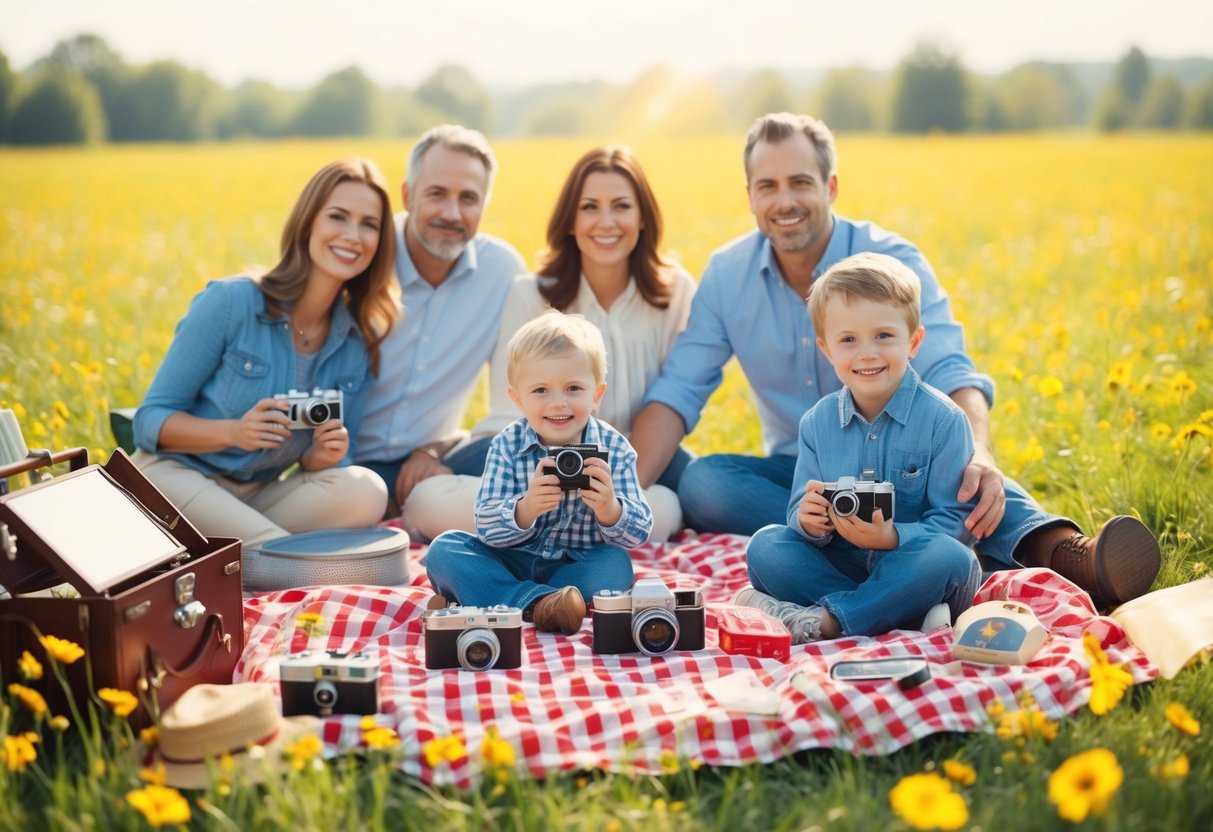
[507, 310, 607, 387]
[406, 124, 497, 197]
[743, 112, 837, 184]
[807, 252, 922, 336]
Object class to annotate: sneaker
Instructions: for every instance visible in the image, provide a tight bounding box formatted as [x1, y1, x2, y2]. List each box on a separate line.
[1046, 516, 1161, 606]
[920, 602, 951, 631]
[531, 586, 586, 635]
[733, 584, 827, 644]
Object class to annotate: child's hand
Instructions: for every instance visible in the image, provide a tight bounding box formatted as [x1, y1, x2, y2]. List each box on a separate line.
[300, 419, 348, 470]
[832, 508, 898, 550]
[579, 456, 622, 526]
[798, 480, 833, 537]
[515, 459, 564, 528]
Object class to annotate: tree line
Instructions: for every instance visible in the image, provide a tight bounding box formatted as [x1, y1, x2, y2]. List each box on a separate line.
[1, 34, 1211, 146]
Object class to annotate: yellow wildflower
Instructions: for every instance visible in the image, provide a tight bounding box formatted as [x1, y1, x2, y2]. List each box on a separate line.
[49, 715, 70, 732]
[659, 748, 680, 774]
[422, 734, 467, 768]
[942, 759, 976, 786]
[284, 733, 323, 771]
[39, 634, 85, 665]
[294, 611, 327, 638]
[362, 719, 401, 751]
[480, 726, 517, 768]
[1047, 748, 1123, 823]
[1169, 371, 1197, 395]
[1165, 702, 1201, 736]
[140, 763, 168, 785]
[98, 687, 140, 718]
[140, 726, 160, 747]
[1156, 754, 1189, 781]
[888, 772, 969, 831]
[17, 651, 43, 681]
[7, 684, 49, 718]
[126, 784, 192, 827]
[1171, 422, 1213, 450]
[1083, 632, 1133, 715]
[1150, 423, 1172, 441]
[1038, 376, 1065, 398]
[3, 733, 39, 772]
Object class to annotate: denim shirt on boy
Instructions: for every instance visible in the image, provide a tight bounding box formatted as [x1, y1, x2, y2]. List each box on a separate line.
[788, 366, 976, 551]
[134, 277, 370, 481]
[643, 217, 994, 457]
[474, 415, 653, 559]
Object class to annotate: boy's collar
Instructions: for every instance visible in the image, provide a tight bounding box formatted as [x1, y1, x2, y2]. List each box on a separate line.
[837, 367, 921, 427]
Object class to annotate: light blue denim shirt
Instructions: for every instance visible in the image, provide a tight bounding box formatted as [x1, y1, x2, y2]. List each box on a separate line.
[474, 416, 653, 558]
[643, 218, 994, 457]
[354, 214, 526, 463]
[134, 277, 370, 482]
[789, 366, 976, 551]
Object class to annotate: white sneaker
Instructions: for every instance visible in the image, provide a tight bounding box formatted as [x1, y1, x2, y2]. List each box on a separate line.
[733, 585, 827, 644]
[921, 602, 951, 631]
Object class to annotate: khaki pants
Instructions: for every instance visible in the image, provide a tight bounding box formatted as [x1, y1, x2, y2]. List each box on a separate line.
[132, 451, 387, 549]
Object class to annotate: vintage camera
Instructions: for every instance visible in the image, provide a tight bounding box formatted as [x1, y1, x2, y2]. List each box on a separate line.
[821, 475, 895, 522]
[275, 387, 343, 429]
[423, 604, 523, 671]
[279, 649, 379, 716]
[592, 576, 706, 656]
[544, 443, 608, 490]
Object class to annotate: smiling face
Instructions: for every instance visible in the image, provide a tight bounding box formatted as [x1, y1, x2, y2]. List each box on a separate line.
[307, 181, 384, 284]
[403, 143, 489, 263]
[747, 131, 837, 260]
[816, 293, 925, 420]
[507, 349, 606, 447]
[572, 170, 643, 281]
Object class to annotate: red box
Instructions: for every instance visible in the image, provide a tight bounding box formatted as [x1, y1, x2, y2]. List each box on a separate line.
[718, 607, 791, 661]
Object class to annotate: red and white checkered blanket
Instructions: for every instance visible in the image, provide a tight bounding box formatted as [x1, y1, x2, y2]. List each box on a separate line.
[235, 534, 1158, 786]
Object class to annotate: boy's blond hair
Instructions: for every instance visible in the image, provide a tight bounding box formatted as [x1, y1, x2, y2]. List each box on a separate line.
[807, 252, 922, 335]
[507, 309, 607, 386]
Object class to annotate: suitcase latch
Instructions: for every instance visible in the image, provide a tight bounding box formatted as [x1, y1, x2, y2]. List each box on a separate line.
[173, 572, 206, 629]
[1, 522, 15, 561]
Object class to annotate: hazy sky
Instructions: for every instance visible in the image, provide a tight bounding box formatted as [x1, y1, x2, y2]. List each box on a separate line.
[3, 0, 1210, 89]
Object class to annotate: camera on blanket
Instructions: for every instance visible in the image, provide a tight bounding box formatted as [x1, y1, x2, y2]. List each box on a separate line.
[544, 443, 608, 490]
[275, 387, 343, 429]
[279, 649, 379, 716]
[423, 605, 524, 670]
[592, 576, 706, 655]
[821, 475, 895, 522]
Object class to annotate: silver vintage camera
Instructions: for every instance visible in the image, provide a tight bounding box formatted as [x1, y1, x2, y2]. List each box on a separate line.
[821, 475, 895, 522]
[544, 443, 608, 490]
[279, 649, 379, 716]
[591, 576, 705, 656]
[275, 387, 343, 429]
[423, 605, 524, 671]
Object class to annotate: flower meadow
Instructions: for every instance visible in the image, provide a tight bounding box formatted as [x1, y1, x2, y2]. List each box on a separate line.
[2, 135, 1212, 828]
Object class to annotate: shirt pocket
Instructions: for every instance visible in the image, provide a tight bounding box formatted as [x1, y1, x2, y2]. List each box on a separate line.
[890, 450, 930, 515]
[219, 348, 271, 414]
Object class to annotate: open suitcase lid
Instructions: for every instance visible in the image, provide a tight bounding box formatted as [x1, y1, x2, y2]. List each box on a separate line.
[0, 449, 208, 596]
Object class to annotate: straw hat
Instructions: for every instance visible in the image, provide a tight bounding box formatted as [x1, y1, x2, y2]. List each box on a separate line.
[150, 683, 322, 789]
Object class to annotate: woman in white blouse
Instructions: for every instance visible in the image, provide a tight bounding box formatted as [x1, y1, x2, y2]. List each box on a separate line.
[405, 146, 695, 542]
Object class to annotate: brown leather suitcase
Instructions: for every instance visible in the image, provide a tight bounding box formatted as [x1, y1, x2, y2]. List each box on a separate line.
[0, 448, 243, 725]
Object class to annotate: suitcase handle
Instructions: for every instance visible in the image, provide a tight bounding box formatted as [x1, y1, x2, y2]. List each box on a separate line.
[141, 613, 234, 692]
[0, 447, 89, 480]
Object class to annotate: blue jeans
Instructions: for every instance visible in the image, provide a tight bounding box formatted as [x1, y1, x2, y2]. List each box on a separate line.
[423, 530, 634, 612]
[679, 452, 1071, 568]
[360, 436, 494, 508]
[746, 524, 981, 636]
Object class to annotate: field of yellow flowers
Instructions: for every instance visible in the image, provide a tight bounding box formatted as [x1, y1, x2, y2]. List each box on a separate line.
[1, 135, 1212, 829]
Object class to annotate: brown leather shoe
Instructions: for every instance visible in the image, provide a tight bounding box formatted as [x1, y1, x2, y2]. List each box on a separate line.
[531, 586, 586, 635]
[1040, 516, 1161, 606]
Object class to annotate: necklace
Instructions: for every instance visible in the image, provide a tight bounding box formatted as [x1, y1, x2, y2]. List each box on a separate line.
[290, 316, 328, 349]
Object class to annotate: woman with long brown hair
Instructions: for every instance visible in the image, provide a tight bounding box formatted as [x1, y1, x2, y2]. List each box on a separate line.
[133, 157, 400, 549]
[407, 146, 694, 542]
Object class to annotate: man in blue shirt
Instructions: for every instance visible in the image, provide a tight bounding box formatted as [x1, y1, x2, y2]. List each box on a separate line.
[633, 112, 1159, 608]
[355, 125, 527, 516]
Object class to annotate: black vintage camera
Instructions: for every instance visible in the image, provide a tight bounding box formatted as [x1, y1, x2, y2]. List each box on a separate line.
[591, 576, 706, 655]
[274, 387, 343, 429]
[821, 475, 896, 522]
[423, 605, 523, 671]
[279, 649, 379, 716]
[544, 443, 608, 490]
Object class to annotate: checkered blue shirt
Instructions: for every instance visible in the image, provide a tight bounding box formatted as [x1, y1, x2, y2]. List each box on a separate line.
[474, 416, 653, 558]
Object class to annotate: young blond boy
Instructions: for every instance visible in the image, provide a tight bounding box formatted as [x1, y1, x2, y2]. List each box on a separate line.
[424, 310, 652, 635]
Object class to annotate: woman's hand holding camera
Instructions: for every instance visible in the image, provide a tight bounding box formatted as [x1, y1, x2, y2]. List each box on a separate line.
[300, 419, 349, 471]
[578, 457, 622, 527]
[232, 398, 291, 451]
[515, 460, 564, 529]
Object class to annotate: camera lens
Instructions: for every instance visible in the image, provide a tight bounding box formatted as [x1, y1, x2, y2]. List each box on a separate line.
[554, 449, 584, 477]
[632, 608, 680, 655]
[831, 490, 859, 517]
[304, 400, 331, 426]
[456, 628, 500, 671]
[313, 680, 338, 708]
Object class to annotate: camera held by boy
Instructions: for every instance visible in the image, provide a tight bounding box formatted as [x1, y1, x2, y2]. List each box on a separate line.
[424, 310, 653, 636]
[736, 251, 1160, 644]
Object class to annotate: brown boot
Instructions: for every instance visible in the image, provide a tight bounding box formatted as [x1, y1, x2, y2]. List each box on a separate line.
[1023, 516, 1160, 606]
[531, 586, 586, 635]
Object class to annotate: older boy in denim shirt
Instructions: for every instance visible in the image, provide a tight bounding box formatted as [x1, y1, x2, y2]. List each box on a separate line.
[738, 253, 982, 641]
[425, 311, 652, 635]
